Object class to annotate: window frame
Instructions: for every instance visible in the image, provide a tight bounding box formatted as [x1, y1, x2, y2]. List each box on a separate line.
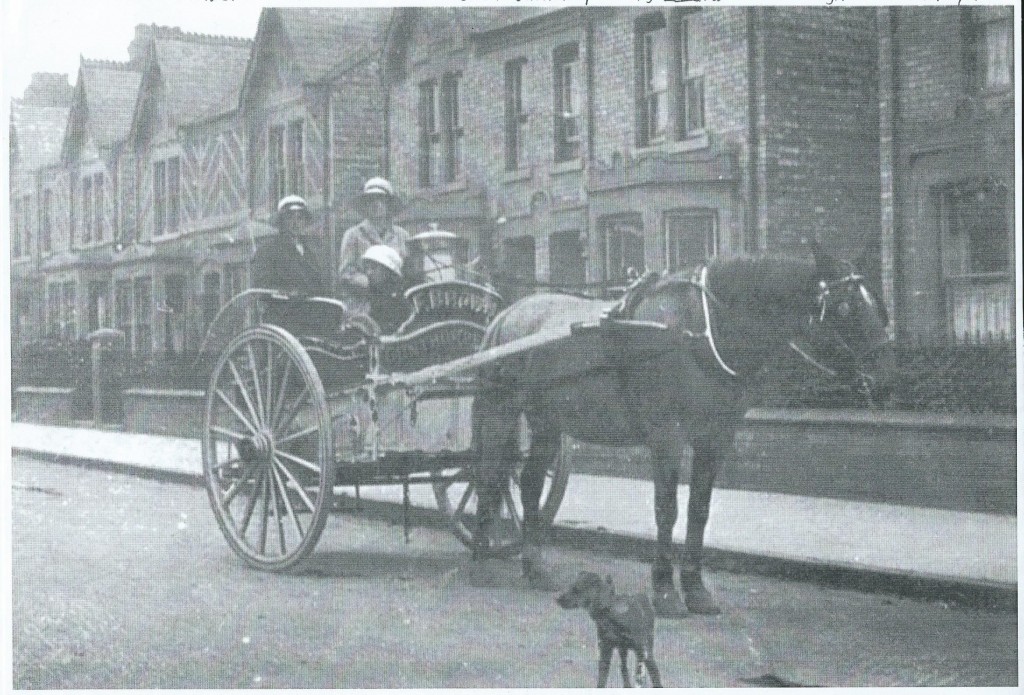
[42, 188, 53, 254]
[600, 213, 646, 283]
[635, 11, 705, 148]
[504, 59, 528, 172]
[153, 155, 181, 238]
[553, 42, 582, 163]
[663, 208, 718, 272]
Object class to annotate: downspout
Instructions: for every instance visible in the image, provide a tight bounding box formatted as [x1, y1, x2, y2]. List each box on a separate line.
[876, 7, 897, 341]
[585, 9, 596, 284]
[745, 8, 758, 255]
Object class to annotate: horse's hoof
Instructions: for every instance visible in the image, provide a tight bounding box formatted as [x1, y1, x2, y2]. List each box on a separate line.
[652, 590, 688, 619]
[684, 587, 722, 615]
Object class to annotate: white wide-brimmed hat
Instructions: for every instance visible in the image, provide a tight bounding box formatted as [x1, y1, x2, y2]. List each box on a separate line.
[361, 244, 403, 277]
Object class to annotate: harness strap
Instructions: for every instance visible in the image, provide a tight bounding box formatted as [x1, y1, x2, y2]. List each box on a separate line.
[673, 266, 738, 378]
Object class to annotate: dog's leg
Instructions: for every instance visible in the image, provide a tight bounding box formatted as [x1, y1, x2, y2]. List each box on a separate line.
[597, 642, 613, 688]
[618, 648, 633, 687]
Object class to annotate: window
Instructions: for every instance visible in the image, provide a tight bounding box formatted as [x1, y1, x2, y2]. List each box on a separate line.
[82, 175, 92, 243]
[442, 72, 463, 183]
[268, 120, 304, 208]
[68, 178, 76, 248]
[601, 215, 645, 283]
[638, 15, 671, 144]
[133, 276, 152, 354]
[88, 281, 109, 332]
[938, 178, 1013, 343]
[78, 172, 104, 243]
[418, 75, 462, 186]
[115, 280, 132, 340]
[505, 59, 528, 171]
[95, 173, 105, 241]
[665, 209, 717, 271]
[153, 157, 181, 236]
[549, 230, 586, 289]
[505, 236, 536, 281]
[164, 274, 187, 354]
[636, 12, 704, 147]
[968, 12, 1013, 92]
[11, 196, 23, 258]
[418, 80, 440, 186]
[61, 281, 76, 341]
[202, 271, 221, 333]
[47, 284, 61, 338]
[42, 189, 53, 253]
[553, 43, 582, 163]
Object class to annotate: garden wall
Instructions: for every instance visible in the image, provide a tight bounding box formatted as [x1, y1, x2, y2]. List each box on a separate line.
[14, 388, 1014, 515]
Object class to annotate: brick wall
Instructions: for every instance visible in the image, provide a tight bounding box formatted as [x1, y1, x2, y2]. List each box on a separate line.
[331, 55, 387, 214]
[761, 8, 881, 261]
[894, 7, 967, 125]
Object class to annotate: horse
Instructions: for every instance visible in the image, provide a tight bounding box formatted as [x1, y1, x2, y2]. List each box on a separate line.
[470, 246, 896, 618]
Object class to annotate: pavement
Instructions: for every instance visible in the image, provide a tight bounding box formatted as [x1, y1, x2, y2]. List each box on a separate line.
[9, 421, 1018, 594]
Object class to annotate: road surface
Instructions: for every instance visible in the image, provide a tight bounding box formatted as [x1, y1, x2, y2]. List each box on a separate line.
[11, 454, 1017, 688]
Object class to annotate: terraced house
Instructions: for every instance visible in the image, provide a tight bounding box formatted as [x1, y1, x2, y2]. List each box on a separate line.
[8, 5, 1015, 355]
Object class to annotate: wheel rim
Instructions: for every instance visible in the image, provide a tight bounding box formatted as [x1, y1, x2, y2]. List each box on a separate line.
[202, 325, 334, 570]
[434, 430, 571, 558]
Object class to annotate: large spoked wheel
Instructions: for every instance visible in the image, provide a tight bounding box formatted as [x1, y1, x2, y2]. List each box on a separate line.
[433, 420, 571, 559]
[202, 325, 334, 571]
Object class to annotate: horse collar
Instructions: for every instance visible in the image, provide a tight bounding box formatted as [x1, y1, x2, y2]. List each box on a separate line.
[686, 265, 738, 379]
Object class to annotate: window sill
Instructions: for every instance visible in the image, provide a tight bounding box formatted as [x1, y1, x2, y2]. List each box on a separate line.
[151, 231, 187, 243]
[502, 167, 533, 184]
[634, 133, 710, 158]
[944, 272, 1012, 284]
[551, 159, 583, 176]
[418, 176, 468, 196]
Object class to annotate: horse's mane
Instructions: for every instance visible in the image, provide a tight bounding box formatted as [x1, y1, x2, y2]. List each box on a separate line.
[659, 254, 818, 308]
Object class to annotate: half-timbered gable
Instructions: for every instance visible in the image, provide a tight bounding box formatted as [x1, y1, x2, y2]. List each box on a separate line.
[114, 26, 253, 355]
[241, 7, 391, 235]
[9, 73, 73, 345]
[41, 60, 142, 341]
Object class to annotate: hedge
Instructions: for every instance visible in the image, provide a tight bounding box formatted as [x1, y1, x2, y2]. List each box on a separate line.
[12, 338, 1016, 415]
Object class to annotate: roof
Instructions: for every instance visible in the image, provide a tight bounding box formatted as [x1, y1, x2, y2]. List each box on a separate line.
[273, 7, 392, 83]
[10, 100, 71, 170]
[460, 7, 556, 35]
[78, 59, 143, 148]
[148, 29, 253, 124]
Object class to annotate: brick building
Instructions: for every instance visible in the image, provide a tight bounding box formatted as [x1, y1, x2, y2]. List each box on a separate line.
[385, 7, 886, 300]
[879, 6, 1015, 343]
[9, 6, 1016, 353]
[9, 9, 391, 355]
[9, 73, 74, 345]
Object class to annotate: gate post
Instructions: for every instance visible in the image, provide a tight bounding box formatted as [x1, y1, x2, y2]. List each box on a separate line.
[87, 328, 127, 425]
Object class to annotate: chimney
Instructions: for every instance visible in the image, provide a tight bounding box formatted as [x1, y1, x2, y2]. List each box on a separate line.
[22, 73, 73, 107]
[128, 23, 156, 66]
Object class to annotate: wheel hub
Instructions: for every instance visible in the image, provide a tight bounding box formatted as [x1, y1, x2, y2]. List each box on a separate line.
[248, 428, 274, 458]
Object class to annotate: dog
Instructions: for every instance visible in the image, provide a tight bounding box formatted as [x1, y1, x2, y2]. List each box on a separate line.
[557, 572, 663, 688]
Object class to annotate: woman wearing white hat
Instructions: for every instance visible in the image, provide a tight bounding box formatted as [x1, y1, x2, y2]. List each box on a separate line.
[337, 177, 411, 290]
[343, 244, 410, 334]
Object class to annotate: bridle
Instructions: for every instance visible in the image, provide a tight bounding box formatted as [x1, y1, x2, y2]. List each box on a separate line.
[805, 272, 892, 397]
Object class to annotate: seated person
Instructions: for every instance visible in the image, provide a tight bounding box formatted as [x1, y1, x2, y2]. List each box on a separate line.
[250, 195, 333, 336]
[339, 244, 411, 335]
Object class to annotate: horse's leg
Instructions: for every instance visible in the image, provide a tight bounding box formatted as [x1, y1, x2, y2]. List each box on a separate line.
[679, 432, 727, 615]
[520, 420, 560, 590]
[649, 437, 687, 618]
[472, 393, 519, 558]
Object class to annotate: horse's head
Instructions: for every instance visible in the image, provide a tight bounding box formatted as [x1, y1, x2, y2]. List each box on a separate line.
[804, 246, 896, 402]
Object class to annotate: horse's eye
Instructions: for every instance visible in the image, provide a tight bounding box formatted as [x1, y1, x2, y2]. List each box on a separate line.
[836, 301, 851, 317]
